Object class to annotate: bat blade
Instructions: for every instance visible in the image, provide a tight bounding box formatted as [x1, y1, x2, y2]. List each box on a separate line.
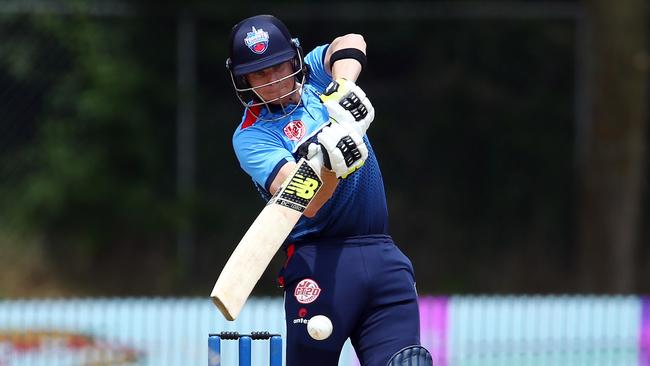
[211, 156, 323, 320]
[211, 203, 302, 320]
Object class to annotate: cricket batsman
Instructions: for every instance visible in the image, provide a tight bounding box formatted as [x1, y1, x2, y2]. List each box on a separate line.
[226, 14, 433, 366]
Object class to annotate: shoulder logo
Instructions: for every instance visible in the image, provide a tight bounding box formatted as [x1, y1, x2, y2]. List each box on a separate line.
[244, 27, 269, 54]
[284, 120, 306, 141]
[294, 278, 321, 304]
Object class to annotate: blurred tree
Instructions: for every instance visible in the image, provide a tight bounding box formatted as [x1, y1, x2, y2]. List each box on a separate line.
[0, 10, 182, 294]
[0, 1, 610, 296]
[577, 0, 648, 292]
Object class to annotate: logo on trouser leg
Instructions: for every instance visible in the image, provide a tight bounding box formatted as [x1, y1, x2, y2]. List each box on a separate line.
[294, 279, 321, 304]
[292, 307, 310, 325]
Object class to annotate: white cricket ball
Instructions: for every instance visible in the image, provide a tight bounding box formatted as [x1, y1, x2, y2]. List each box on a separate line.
[307, 315, 333, 340]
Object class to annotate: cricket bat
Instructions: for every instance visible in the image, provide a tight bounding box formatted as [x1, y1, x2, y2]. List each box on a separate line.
[211, 153, 324, 320]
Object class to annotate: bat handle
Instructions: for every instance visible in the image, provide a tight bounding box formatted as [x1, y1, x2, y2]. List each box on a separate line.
[307, 150, 324, 172]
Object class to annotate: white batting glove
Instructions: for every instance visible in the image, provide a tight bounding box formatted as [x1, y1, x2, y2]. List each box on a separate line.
[320, 79, 375, 138]
[315, 123, 368, 179]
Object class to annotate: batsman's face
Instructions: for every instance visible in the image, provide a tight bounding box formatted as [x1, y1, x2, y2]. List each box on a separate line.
[246, 61, 297, 104]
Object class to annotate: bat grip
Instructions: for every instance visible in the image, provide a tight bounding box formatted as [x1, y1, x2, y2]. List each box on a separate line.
[308, 150, 324, 172]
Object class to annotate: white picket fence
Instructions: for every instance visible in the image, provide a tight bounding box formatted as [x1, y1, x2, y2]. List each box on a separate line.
[0, 296, 647, 365]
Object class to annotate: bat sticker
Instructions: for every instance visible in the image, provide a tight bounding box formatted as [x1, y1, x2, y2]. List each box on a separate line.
[270, 160, 322, 212]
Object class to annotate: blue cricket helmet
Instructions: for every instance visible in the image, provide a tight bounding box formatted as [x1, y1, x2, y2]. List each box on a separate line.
[227, 14, 297, 77]
[226, 14, 309, 120]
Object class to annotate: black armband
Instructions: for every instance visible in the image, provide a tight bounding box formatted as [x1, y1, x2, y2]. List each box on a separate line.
[330, 48, 367, 70]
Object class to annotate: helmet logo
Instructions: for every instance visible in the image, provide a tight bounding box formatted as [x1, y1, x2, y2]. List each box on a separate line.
[244, 26, 269, 54]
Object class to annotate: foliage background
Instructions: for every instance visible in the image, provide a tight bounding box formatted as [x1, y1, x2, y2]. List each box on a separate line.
[0, 0, 646, 297]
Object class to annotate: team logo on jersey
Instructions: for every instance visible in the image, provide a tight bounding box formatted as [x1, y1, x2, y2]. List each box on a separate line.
[283, 120, 306, 141]
[244, 26, 269, 54]
[294, 278, 321, 304]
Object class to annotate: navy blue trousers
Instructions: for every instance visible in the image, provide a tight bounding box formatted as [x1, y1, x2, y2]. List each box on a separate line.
[279, 235, 420, 366]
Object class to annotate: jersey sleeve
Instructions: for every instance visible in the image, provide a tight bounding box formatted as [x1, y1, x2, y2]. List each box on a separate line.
[232, 126, 294, 192]
[305, 44, 333, 92]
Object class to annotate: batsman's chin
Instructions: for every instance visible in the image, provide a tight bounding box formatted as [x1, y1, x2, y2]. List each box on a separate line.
[263, 90, 299, 106]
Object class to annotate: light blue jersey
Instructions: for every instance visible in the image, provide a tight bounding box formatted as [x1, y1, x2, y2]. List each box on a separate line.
[232, 44, 388, 244]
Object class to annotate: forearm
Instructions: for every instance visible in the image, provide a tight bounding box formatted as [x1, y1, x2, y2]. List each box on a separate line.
[304, 168, 338, 217]
[325, 34, 366, 82]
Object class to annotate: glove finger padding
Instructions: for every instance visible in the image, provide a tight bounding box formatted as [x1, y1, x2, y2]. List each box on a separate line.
[320, 79, 375, 138]
[318, 124, 368, 179]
